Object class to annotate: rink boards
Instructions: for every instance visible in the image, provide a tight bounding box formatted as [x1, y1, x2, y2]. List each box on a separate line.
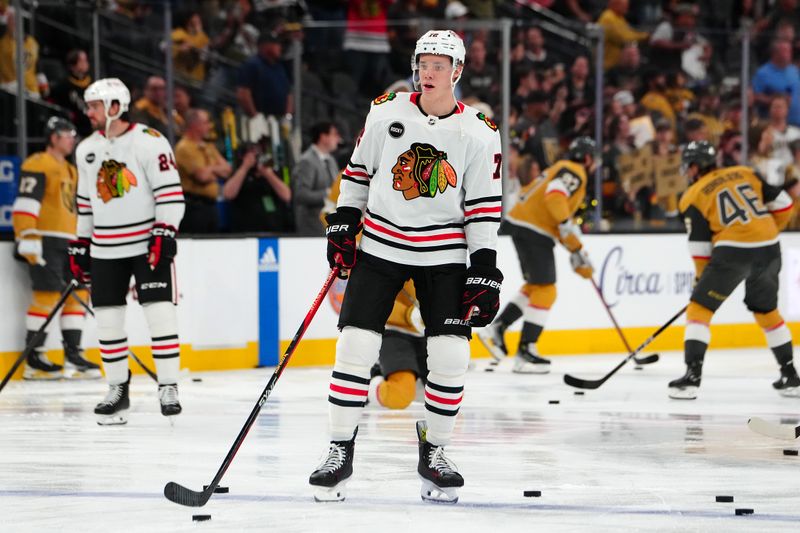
[1, 233, 799, 378]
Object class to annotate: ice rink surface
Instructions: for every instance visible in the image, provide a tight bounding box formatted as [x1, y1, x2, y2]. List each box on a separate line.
[2, 348, 799, 533]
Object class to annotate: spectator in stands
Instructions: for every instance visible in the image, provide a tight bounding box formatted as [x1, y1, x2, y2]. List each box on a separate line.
[767, 95, 800, 168]
[175, 109, 232, 233]
[237, 30, 293, 120]
[523, 26, 553, 72]
[683, 117, 709, 143]
[342, 0, 391, 98]
[173, 85, 192, 129]
[223, 142, 293, 232]
[754, 0, 800, 63]
[292, 121, 342, 236]
[511, 66, 539, 111]
[752, 39, 800, 127]
[612, 89, 637, 118]
[462, 0, 495, 19]
[640, 68, 676, 133]
[748, 122, 785, 187]
[130, 76, 185, 135]
[49, 49, 93, 137]
[719, 129, 744, 167]
[387, 0, 421, 79]
[606, 43, 643, 98]
[665, 70, 694, 116]
[172, 10, 210, 83]
[686, 86, 724, 146]
[514, 90, 558, 172]
[648, 3, 698, 74]
[565, 55, 594, 107]
[603, 114, 636, 217]
[460, 39, 499, 108]
[0, 7, 42, 99]
[596, 0, 649, 71]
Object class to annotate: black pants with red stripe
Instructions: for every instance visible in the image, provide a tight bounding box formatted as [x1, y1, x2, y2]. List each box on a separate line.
[90, 255, 177, 307]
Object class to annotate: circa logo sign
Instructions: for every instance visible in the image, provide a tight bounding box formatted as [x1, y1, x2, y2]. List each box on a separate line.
[599, 246, 694, 307]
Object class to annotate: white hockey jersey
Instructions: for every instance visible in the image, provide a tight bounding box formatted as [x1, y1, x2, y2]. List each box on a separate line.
[75, 123, 185, 259]
[338, 92, 503, 266]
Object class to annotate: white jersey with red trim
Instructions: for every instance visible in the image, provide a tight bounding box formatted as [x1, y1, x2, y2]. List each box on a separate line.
[75, 123, 185, 259]
[338, 92, 502, 266]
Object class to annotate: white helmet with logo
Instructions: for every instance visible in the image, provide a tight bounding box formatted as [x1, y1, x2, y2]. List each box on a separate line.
[411, 30, 466, 89]
[84, 78, 131, 121]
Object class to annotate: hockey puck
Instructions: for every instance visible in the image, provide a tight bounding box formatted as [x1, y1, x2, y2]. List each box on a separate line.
[484, 368, 495, 372]
[548, 400, 560, 404]
[192, 515, 211, 521]
[489, 361, 499, 366]
[574, 391, 585, 396]
[783, 449, 798, 456]
[203, 485, 230, 493]
[634, 366, 643, 371]
[735, 508, 754, 516]
[715, 495, 734, 503]
[523, 490, 542, 497]
[192, 378, 203, 383]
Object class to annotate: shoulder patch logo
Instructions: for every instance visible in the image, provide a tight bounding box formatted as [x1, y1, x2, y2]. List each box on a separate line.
[142, 128, 162, 138]
[373, 92, 397, 106]
[476, 112, 498, 131]
[96, 159, 138, 203]
[391, 142, 458, 201]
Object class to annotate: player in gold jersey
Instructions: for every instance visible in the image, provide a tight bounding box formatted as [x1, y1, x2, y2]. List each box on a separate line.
[478, 137, 596, 373]
[669, 141, 797, 399]
[11, 117, 100, 380]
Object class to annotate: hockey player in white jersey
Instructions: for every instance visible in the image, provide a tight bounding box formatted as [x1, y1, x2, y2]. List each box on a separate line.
[67, 78, 185, 425]
[309, 30, 503, 504]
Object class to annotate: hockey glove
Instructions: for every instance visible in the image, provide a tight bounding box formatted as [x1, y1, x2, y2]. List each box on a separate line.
[558, 220, 583, 253]
[16, 235, 45, 266]
[325, 207, 361, 278]
[570, 249, 593, 279]
[67, 238, 91, 283]
[147, 223, 178, 270]
[462, 264, 504, 328]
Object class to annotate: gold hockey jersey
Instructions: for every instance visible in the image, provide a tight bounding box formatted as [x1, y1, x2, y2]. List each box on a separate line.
[12, 151, 78, 240]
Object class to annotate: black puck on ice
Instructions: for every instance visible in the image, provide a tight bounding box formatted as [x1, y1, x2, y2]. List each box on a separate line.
[523, 490, 542, 497]
[192, 378, 203, 383]
[783, 449, 798, 456]
[489, 361, 499, 366]
[634, 366, 643, 371]
[484, 368, 495, 372]
[548, 400, 560, 404]
[715, 495, 734, 502]
[192, 514, 211, 521]
[574, 391, 585, 396]
[735, 508, 754, 516]
[203, 485, 229, 493]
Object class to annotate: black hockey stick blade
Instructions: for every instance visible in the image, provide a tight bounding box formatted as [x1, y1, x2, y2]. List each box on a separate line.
[164, 481, 212, 507]
[634, 353, 659, 365]
[747, 417, 800, 440]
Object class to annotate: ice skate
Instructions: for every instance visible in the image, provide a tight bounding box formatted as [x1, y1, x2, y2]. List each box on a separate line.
[477, 323, 508, 361]
[63, 345, 101, 380]
[773, 365, 800, 398]
[668, 364, 702, 400]
[309, 428, 357, 502]
[512, 343, 551, 374]
[23, 350, 63, 380]
[158, 384, 182, 417]
[95, 374, 130, 425]
[416, 420, 463, 504]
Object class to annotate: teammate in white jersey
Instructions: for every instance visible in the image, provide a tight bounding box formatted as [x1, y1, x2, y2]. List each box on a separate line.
[309, 30, 503, 504]
[67, 78, 186, 425]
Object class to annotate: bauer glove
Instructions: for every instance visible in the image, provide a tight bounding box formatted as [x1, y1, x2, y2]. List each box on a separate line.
[570, 248, 593, 279]
[325, 207, 361, 278]
[67, 238, 91, 283]
[148, 223, 178, 270]
[461, 250, 503, 327]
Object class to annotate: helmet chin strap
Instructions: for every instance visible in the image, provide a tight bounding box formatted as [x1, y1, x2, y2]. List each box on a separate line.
[103, 99, 125, 139]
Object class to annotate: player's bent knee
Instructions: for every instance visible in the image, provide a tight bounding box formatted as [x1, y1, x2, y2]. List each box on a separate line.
[687, 302, 714, 324]
[529, 284, 557, 309]
[335, 326, 382, 368]
[142, 301, 178, 337]
[380, 370, 417, 409]
[426, 335, 470, 376]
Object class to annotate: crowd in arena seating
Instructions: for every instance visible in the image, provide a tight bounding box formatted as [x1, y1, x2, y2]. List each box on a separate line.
[2, 0, 800, 233]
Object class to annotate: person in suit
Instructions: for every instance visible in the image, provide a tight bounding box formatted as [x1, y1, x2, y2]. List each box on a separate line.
[292, 121, 342, 235]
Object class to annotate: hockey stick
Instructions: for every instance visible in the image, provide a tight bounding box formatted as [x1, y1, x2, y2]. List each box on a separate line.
[43, 267, 159, 382]
[590, 278, 658, 366]
[747, 417, 800, 440]
[0, 279, 78, 394]
[164, 266, 340, 507]
[564, 305, 687, 390]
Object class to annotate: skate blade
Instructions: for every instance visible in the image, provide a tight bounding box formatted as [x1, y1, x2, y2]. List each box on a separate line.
[419, 476, 459, 504]
[512, 362, 550, 374]
[668, 387, 698, 400]
[23, 370, 63, 381]
[96, 409, 129, 426]
[63, 369, 102, 380]
[312, 479, 348, 502]
[778, 387, 800, 398]
[476, 331, 506, 362]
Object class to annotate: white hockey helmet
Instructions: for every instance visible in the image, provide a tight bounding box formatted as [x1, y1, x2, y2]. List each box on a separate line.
[84, 78, 130, 120]
[411, 30, 466, 89]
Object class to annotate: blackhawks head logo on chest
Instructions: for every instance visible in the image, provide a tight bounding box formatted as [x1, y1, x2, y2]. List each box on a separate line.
[391, 142, 457, 201]
[97, 159, 138, 203]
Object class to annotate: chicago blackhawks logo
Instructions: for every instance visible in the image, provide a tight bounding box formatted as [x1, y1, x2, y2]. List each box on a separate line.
[96, 159, 138, 203]
[373, 92, 396, 106]
[477, 112, 497, 131]
[142, 127, 162, 138]
[391, 143, 457, 201]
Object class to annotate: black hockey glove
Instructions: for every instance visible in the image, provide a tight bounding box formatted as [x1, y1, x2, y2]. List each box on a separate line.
[67, 238, 91, 283]
[325, 207, 361, 278]
[147, 223, 178, 270]
[461, 250, 503, 328]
